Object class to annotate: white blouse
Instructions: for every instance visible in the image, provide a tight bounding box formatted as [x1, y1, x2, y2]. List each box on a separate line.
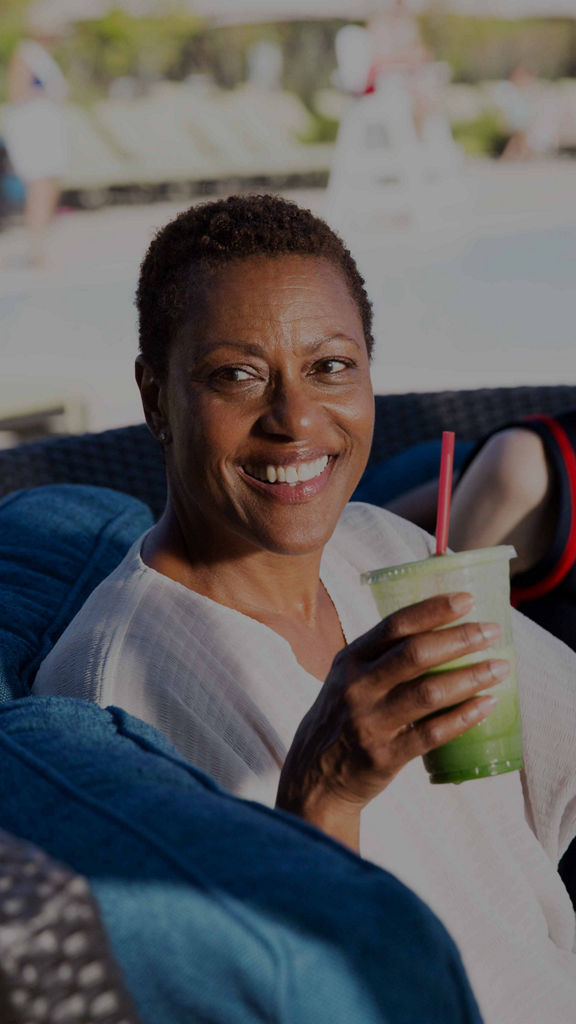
[34, 503, 576, 1024]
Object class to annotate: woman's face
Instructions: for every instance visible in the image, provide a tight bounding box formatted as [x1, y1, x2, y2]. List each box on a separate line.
[147, 254, 374, 560]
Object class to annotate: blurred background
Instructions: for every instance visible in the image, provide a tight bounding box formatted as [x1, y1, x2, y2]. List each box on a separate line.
[1, 0, 575, 446]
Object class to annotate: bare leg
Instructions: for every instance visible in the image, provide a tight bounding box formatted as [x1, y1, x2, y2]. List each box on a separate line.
[24, 176, 60, 268]
[385, 428, 556, 577]
[500, 132, 530, 161]
[448, 428, 556, 577]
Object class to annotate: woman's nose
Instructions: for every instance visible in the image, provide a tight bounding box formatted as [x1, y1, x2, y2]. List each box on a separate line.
[258, 382, 322, 439]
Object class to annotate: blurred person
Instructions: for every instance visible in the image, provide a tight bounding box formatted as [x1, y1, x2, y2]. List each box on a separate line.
[3, 8, 69, 268]
[328, 3, 461, 234]
[495, 65, 536, 161]
[365, 0, 429, 90]
[334, 24, 372, 96]
[363, 0, 444, 141]
[495, 65, 561, 162]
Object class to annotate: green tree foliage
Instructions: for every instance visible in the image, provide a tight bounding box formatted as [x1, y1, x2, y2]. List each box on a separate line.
[452, 110, 510, 157]
[0, 0, 33, 95]
[0, 3, 204, 102]
[58, 9, 204, 100]
[419, 12, 576, 83]
[2, 5, 576, 108]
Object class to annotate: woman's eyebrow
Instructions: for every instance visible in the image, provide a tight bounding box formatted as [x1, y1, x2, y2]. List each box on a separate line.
[199, 340, 268, 358]
[201, 334, 363, 357]
[316, 332, 363, 351]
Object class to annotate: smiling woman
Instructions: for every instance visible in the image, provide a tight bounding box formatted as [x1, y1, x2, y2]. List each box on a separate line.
[135, 251, 376, 680]
[32, 194, 576, 1024]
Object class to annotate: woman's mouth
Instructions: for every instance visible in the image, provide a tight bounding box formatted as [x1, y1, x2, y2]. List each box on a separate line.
[240, 454, 334, 503]
[243, 455, 329, 486]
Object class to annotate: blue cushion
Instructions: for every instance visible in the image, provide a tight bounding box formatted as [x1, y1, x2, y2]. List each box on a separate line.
[0, 485, 152, 701]
[0, 696, 483, 1024]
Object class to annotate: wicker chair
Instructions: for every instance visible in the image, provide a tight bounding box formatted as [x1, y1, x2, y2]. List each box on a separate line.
[1, 385, 575, 946]
[1, 384, 576, 520]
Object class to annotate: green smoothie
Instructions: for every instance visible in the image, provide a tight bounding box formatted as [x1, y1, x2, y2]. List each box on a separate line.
[360, 546, 523, 784]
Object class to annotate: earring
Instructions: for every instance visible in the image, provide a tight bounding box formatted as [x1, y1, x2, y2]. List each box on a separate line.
[158, 429, 171, 445]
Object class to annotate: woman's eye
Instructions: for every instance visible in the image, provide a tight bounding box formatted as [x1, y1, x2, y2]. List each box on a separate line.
[213, 366, 259, 383]
[314, 358, 351, 376]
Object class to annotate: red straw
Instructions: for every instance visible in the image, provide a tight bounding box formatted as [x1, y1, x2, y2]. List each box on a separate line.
[435, 431, 455, 555]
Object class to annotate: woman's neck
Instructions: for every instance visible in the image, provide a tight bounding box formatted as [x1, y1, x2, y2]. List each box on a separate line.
[141, 506, 346, 680]
[142, 507, 325, 625]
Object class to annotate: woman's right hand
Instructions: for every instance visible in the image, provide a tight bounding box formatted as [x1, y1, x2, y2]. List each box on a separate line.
[276, 592, 510, 851]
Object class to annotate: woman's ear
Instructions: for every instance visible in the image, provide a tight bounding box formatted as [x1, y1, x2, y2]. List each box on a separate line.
[135, 356, 169, 442]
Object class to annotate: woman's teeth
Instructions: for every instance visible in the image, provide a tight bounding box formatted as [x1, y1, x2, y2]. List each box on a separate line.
[244, 455, 329, 485]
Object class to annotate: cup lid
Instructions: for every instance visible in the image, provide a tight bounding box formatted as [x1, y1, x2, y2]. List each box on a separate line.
[360, 545, 517, 586]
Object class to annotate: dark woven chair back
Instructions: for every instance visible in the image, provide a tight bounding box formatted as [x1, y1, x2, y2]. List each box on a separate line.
[0, 424, 167, 520]
[369, 384, 576, 464]
[1, 385, 576, 520]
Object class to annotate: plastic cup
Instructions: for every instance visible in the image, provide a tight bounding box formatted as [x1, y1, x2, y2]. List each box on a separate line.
[360, 546, 523, 784]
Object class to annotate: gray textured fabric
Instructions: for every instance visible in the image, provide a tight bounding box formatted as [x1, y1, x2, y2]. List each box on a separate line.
[0, 829, 140, 1024]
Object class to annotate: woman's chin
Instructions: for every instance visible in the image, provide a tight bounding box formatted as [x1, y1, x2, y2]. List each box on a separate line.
[245, 517, 339, 559]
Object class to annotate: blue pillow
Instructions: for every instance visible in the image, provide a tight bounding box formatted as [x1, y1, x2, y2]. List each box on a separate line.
[0, 696, 483, 1024]
[0, 485, 153, 701]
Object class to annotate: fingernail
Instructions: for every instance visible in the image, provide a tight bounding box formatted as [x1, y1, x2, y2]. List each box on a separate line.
[479, 622, 502, 642]
[466, 695, 498, 723]
[489, 659, 510, 681]
[450, 593, 475, 615]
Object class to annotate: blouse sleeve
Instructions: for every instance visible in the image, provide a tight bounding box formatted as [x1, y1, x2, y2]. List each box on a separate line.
[513, 609, 576, 862]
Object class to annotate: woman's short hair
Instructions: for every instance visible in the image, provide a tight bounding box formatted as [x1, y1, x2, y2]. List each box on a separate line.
[136, 193, 374, 378]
